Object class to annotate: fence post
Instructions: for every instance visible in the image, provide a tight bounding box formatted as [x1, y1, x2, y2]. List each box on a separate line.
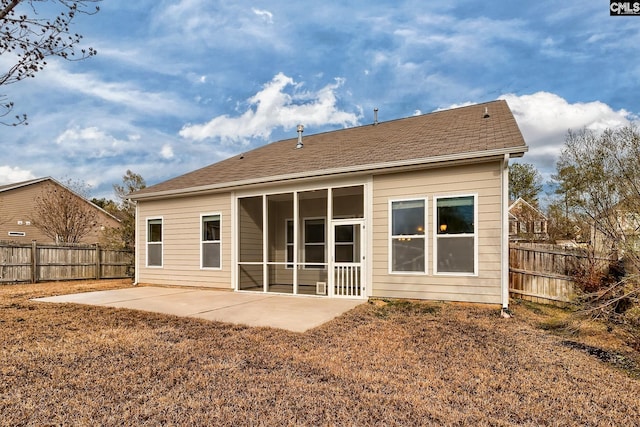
[95, 244, 101, 280]
[31, 240, 37, 284]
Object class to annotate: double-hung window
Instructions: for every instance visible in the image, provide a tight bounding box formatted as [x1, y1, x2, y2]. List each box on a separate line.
[435, 195, 477, 274]
[201, 214, 221, 269]
[390, 199, 426, 273]
[147, 218, 163, 267]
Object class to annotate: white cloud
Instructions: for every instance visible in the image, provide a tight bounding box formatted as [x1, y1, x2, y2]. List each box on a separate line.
[179, 73, 360, 143]
[153, 1, 288, 51]
[252, 8, 274, 24]
[40, 62, 190, 117]
[0, 166, 36, 185]
[160, 144, 174, 159]
[498, 92, 634, 173]
[55, 126, 132, 159]
[390, 14, 533, 64]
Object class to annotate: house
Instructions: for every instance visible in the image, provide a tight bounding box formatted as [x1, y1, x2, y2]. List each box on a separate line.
[508, 197, 548, 242]
[0, 177, 121, 245]
[129, 100, 528, 309]
[591, 199, 640, 255]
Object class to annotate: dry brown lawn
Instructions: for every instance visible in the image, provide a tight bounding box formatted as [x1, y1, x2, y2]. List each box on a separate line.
[1, 280, 639, 426]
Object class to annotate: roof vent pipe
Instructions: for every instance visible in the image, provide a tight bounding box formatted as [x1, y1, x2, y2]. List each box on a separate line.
[374, 108, 379, 125]
[296, 124, 304, 149]
[483, 107, 490, 118]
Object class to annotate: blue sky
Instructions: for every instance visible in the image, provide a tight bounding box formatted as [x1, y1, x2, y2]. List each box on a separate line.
[2, 0, 638, 201]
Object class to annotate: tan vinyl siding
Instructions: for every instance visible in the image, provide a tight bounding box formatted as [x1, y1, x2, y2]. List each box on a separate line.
[371, 160, 504, 304]
[137, 193, 232, 288]
[0, 181, 121, 245]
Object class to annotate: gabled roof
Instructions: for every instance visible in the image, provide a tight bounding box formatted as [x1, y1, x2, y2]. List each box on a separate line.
[131, 100, 527, 200]
[0, 176, 121, 222]
[508, 197, 547, 220]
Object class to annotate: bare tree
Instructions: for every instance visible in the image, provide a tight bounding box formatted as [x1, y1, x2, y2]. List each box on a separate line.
[0, 0, 101, 125]
[556, 126, 640, 341]
[30, 179, 97, 244]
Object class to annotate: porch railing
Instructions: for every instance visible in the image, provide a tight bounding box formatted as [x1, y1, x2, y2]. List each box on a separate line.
[334, 263, 362, 297]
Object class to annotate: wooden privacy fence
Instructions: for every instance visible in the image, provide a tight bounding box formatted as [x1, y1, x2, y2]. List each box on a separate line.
[0, 241, 133, 284]
[509, 243, 610, 305]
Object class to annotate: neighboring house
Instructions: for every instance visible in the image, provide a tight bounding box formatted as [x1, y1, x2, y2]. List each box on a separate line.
[129, 100, 528, 309]
[0, 177, 121, 245]
[591, 200, 640, 255]
[508, 197, 548, 242]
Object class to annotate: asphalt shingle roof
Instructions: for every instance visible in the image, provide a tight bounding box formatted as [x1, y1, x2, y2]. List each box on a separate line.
[132, 100, 527, 199]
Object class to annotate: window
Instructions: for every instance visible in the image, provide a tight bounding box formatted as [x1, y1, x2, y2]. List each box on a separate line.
[390, 199, 426, 273]
[202, 214, 221, 269]
[435, 195, 476, 274]
[534, 221, 542, 234]
[8, 231, 26, 237]
[520, 221, 528, 233]
[147, 218, 163, 267]
[304, 218, 325, 268]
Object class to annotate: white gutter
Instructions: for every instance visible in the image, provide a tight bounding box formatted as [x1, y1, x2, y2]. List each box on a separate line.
[501, 153, 511, 315]
[133, 202, 139, 286]
[131, 146, 527, 201]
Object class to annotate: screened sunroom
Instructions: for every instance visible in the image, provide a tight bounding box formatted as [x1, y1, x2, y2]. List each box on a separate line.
[236, 184, 365, 298]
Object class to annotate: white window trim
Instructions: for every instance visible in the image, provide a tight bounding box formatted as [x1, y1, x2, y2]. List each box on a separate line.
[303, 216, 327, 269]
[146, 216, 163, 268]
[433, 193, 478, 276]
[388, 197, 428, 275]
[334, 223, 357, 263]
[200, 212, 222, 270]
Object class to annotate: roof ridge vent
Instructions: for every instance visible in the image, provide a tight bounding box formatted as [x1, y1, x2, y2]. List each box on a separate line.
[373, 108, 379, 125]
[296, 124, 304, 149]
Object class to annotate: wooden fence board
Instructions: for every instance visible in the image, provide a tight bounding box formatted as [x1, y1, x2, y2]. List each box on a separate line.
[0, 244, 32, 283]
[0, 242, 133, 284]
[509, 243, 610, 305]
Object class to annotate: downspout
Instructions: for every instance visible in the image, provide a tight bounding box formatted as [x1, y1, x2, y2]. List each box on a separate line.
[133, 202, 139, 286]
[501, 154, 511, 316]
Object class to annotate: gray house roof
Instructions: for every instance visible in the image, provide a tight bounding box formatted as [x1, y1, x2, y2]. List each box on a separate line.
[0, 177, 50, 193]
[131, 100, 527, 200]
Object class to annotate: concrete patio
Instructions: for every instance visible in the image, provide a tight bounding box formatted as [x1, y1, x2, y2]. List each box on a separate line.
[33, 286, 364, 333]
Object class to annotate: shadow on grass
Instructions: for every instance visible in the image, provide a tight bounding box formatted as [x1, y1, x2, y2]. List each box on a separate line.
[369, 298, 442, 319]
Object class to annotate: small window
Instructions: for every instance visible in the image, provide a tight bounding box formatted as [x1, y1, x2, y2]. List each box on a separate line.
[304, 218, 325, 268]
[534, 221, 542, 234]
[147, 218, 163, 267]
[202, 214, 221, 269]
[435, 195, 476, 274]
[390, 199, 426, 273]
